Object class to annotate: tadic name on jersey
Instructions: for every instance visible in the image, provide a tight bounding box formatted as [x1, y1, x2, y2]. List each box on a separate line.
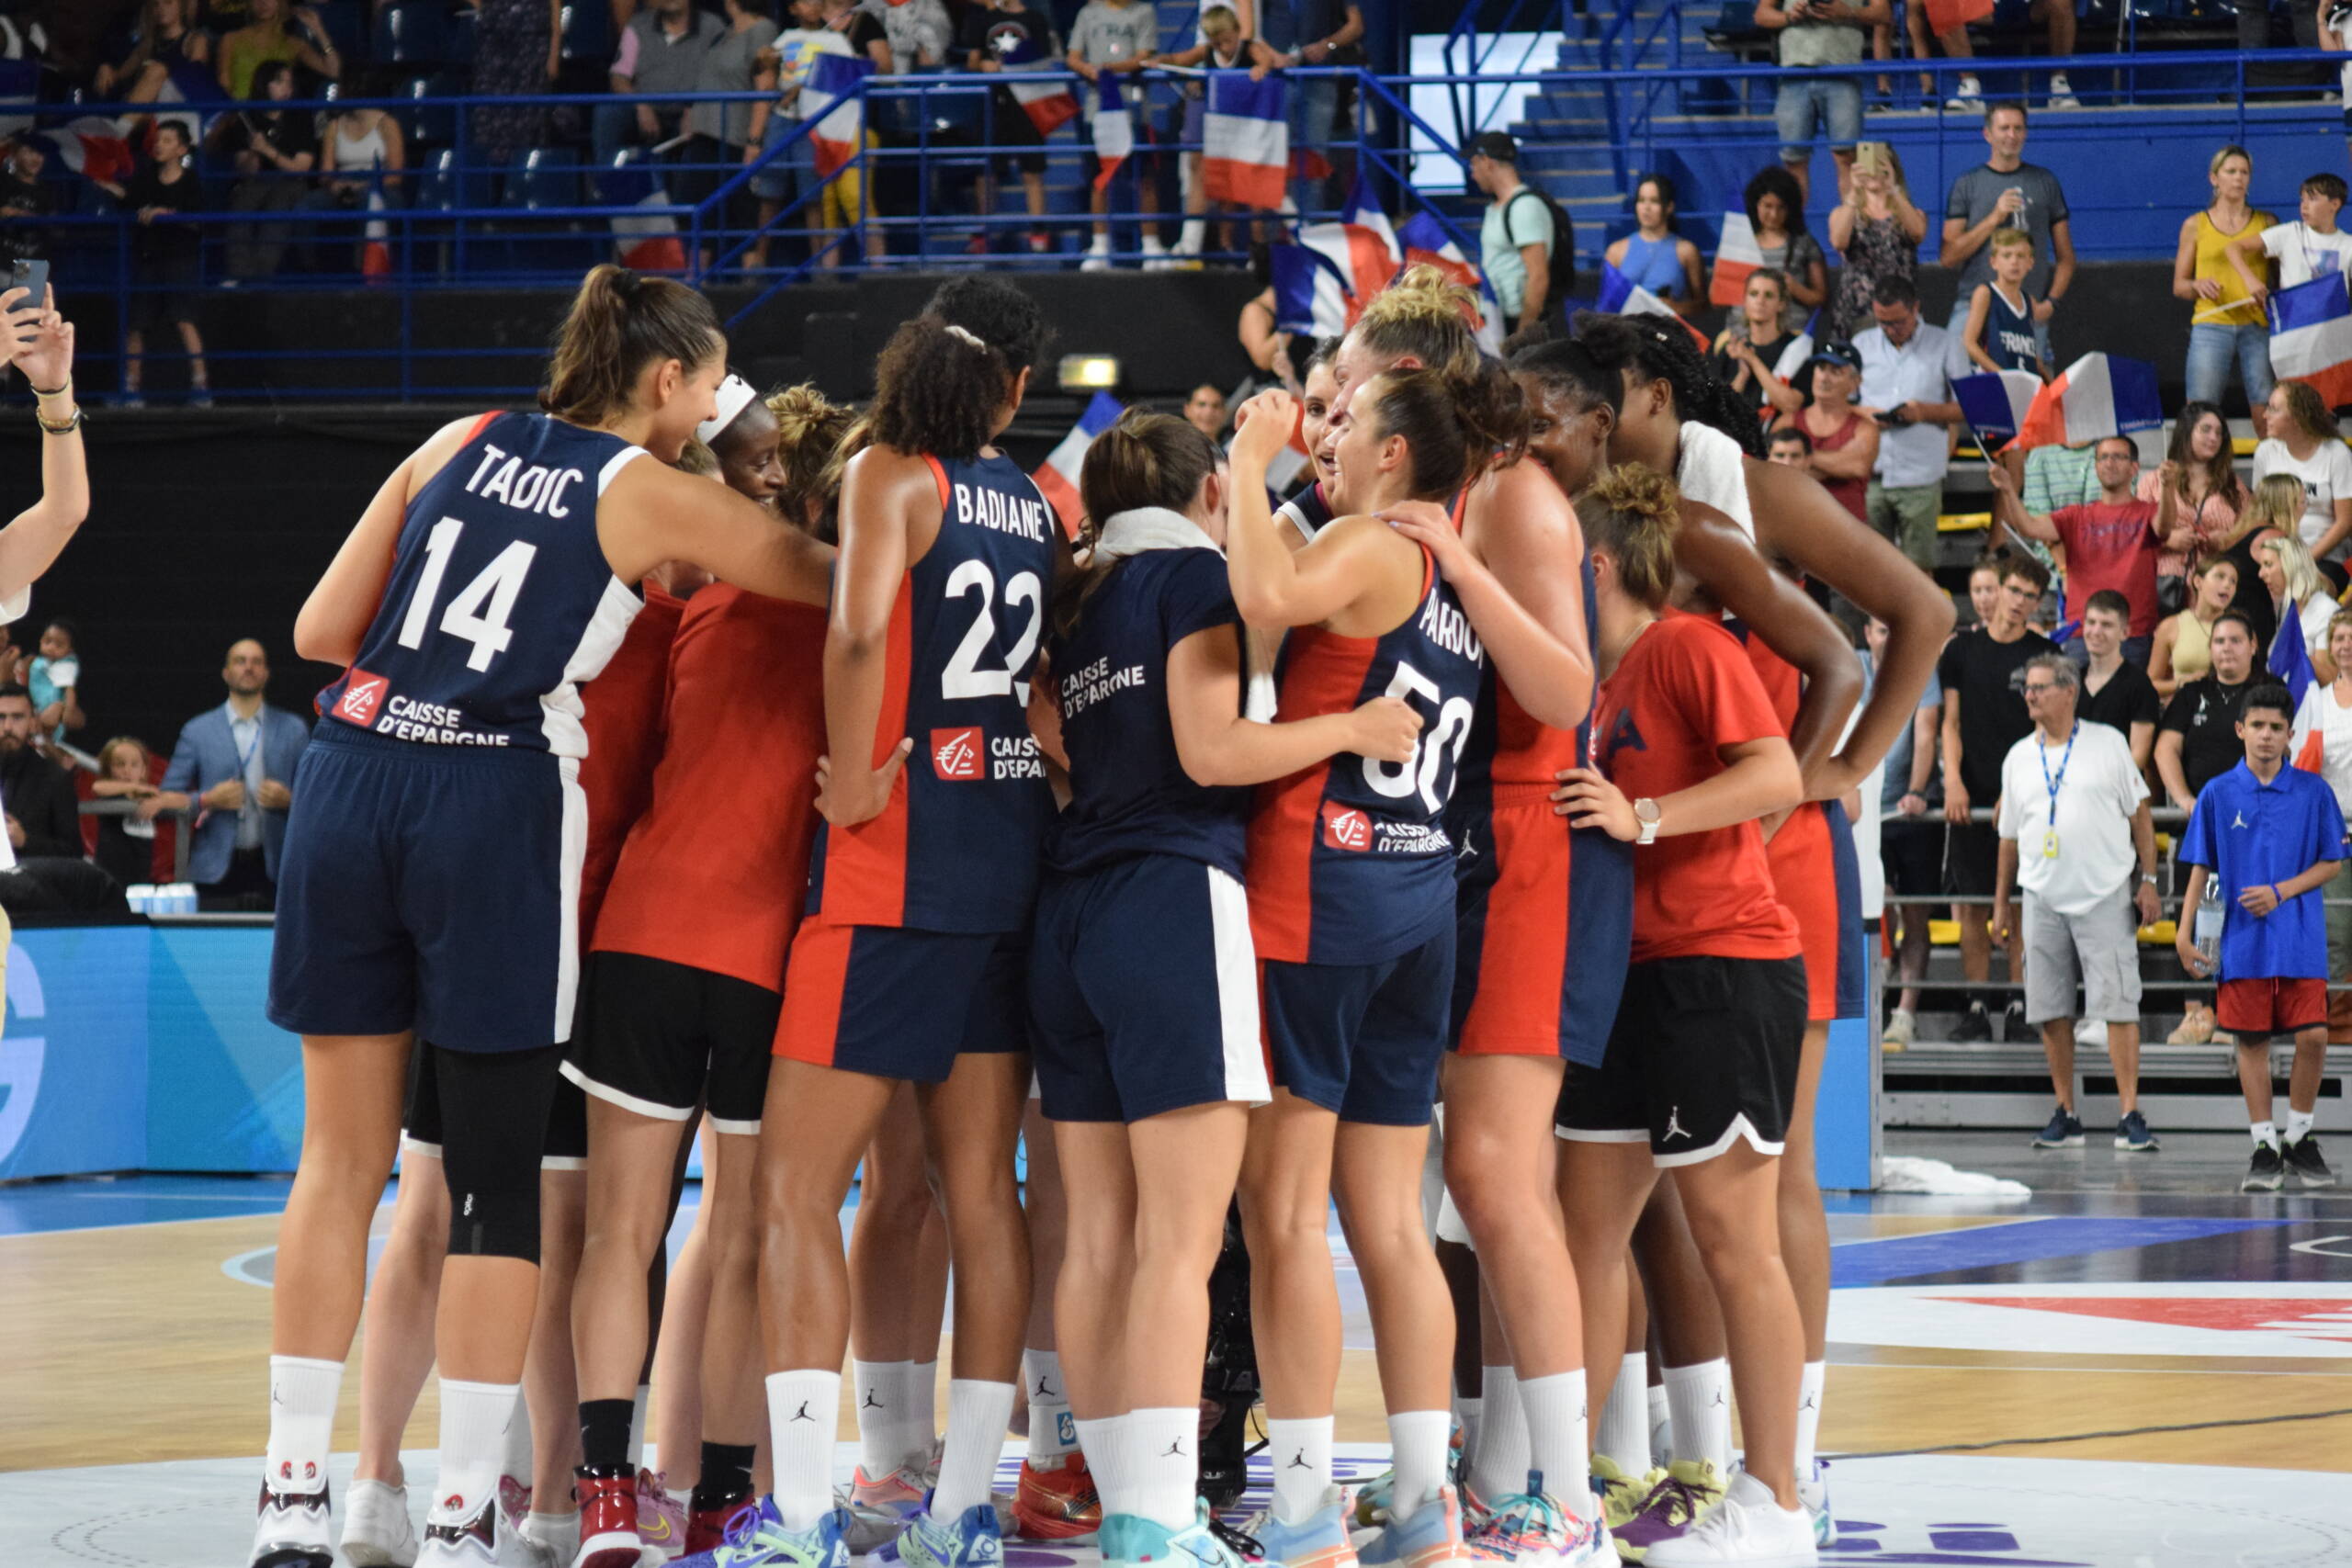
[461, 443, 588, 519]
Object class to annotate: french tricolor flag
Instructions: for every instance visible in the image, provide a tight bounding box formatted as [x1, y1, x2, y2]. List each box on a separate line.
[1598, 262, 1710, 351]
[1770, 310, 1819, 384]
[1035, 392, 1125, 536]
[2271, 596, 2320, 707]
[1270, 240, 1355, 336]
[1951, 367, 2044, 450]
[50, 115, 136, 186]
[2269, 273, 2352, 409]
[806, 52, 874, 179]
[998, 38, 1079, 135]
[1396, 209, 1506, 355]
[1709, 211, 1764, 308]
[1202, 73, 1289, 211]
[1091, 74, 1133, 192]
[1286, 179, 1398, 312]
[2012, 353, 2162, 452]
[597, 153, 686, 273]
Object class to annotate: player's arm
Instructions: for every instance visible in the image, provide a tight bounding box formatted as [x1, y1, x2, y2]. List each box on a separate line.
[600, 456, 835, 607]
[1556, 734, 1804, 839]
[295, 415, 481, 665]
[813, 445, 925, 826]
[1226, 389, 1385, 627]
[1168, 624, 1419, 786]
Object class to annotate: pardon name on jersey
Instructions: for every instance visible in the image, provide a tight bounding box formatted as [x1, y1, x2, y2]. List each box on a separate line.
[1059, 654, 1146, 720]
[333, 671, 510, 745]
[1421, 593, 1483, 665]
[955, 480, 1051, 542]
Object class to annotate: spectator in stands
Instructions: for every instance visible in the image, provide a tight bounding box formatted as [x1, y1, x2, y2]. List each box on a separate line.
[1963, 553, 2002, 628]
[1961, 228, 2048, 379]
[2075, 590, 2160, 768]
[1603, 173, 1703, 319]
[1941, 551, 2058, 1043]
[320, 70, 407, 268]
[0, 626, 24, 693]
[961, 0, 1059, 258]
[748, 0, 863, 272]
[682, 0, 778, 272]
[2256, 532, 2343, 681]
[2175, 147, 2275, 434]
[1260, 0, 1363, 211]
[1711, 269, 1801, 425]
[1714, 165, 1825, 333]
[2144, 403, 2243, 604]
[1988, 437, 2182, 666]
[1753, 0, 1885, 203]
[2180, 682, 2342, 1190]
[1870, 611, 1942, 1046]
[870, 0, 953, 74]
[215, 0, 336, 98]
[1164, 6, 1263, 264]
[96, 0, 213, 104]
[89, 735, 187, 889]
[1183, 382, 1227, 439]
[2254, 380, 2352, 562]
[2152, 555, 2240, 700]
[28, 618, 81, 745]
[467, 0, 562, 168]
[0, 685, 80, 860]
[1767, 425, 1812, 471]
[2227, 172, 2351, 311]
[96, 119, 211, 406]
[1941, 104, 2073, 367]
[608, 0, 726, 159]
[1238, 282, 1291, 382]
[1771, 342, 1877, 523]
[1854, 273, 1966, 570]
[1069, 0, 1166, 270]
[1830, 142, 1925, 340]
[2213, 479, 2303, 653]
[160, 637, 310, 911]
[1995, 653, 2161, 1156]
[1908, 0, 2078, 111]
[1469, 131, 1557, 339]
[211, 60, 318, 279]
[2290, 610, 2352, 1047]
[2156, 608, 2259, 815]
[0, 135, 51, 267]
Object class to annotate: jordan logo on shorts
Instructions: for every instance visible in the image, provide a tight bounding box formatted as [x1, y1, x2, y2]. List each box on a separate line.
[334, 669, 390, 727]
[1663, 1107, 1690, 1143]
[1322, 805, 1374, 852]
[933, 727, 984, 781]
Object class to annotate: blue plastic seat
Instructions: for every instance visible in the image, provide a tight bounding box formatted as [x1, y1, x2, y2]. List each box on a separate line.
[374, 1, 449, 68]
[560, 0, 615, 63]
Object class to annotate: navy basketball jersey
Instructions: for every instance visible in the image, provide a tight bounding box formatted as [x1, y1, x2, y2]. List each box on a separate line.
[317, 412, 645, 757]
[1249, 544, 1486, 965]
[1277, 482, 1334, 546]
[1049, 546, 1249, 879]
[809, 450, 1057, 934]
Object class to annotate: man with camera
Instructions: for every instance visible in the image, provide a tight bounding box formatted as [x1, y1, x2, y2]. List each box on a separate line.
[1855, 272, 1966, 572]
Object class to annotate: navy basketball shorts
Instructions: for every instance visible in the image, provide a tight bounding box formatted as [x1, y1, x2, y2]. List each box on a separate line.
[1556, 954, 1808, 1166]
[775, 919, 1029, 1084]
[402, 1037, 587, 1170]
[269, 725, 585, 1054]
[565, 951, 781, 1134]
[1261, 924, 1455, 1127]
[1029, 854, 1271, 1124]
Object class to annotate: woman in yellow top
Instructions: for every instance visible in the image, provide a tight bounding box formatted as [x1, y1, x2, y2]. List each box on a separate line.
[216, 0, 339, 97]
[2172, 144, 2276, 434]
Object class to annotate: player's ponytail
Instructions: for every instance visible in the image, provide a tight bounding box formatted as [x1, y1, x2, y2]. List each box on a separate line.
[1349, 263, 1485, 378]
[767, 384, 858, 538]
[1579, 462, 1681, 609]
[1362, 358, 1530, 502]
[1053, 412, 1223, 640]
[872, 276, 1053, 461]
[542, 264, 724, 427]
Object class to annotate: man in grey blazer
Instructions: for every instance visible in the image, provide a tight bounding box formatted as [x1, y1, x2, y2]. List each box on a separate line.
[162, 639, 310, 909]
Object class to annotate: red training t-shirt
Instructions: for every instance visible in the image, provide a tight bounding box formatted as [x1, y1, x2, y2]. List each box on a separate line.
[2050, 500, 2163, 637]
[576, 581, 684, 945]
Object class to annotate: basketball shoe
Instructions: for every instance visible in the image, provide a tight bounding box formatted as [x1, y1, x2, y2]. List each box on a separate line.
[1102, 1502, 1253, 1568]
[1241, 1484, 1359, 1568]
[571, 1465, 641, 1568]
[1642, 1472, 1812, 1567]
[1608, 1461, 1725, 1564]
[1353, 1482, 1475, 1568]
[897, 1500, 1007, 1568]
[342, 1477, 419, 1567]
[842, 1462, 926, 1553]
[1796, 1461, 1834, 1549]
[639, 1469, 688, 1561]
[673, 1499, 853, 1568]
[419, 1490, 544, 1566]
[1463, 1476, 1607, 1567]
[686, 1488, 761, 1556]
[1012, 1452, 1102, 1541]
[1587, 1456, 1650, 1540]
[250, 1473, 334, 1568]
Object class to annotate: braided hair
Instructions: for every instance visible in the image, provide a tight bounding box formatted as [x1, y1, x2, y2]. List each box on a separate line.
[1569, 310, 1767, 458]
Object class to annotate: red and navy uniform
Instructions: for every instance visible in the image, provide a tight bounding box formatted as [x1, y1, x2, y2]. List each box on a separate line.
[1727, 617, 1867, 1024]
[1250, 535, 1485, 1125]
[1449, 548, 1633, 1067]
[1029, 539, 1271, 1125]
[777, 450, 1057, 1083]
[1278, 481, 1334, 545]
[270, 412, 650, 1053]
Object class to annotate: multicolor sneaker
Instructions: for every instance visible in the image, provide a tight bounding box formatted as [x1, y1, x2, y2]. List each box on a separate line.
[1102, 1502, 1253, 1568]
[1012, 1453, 1102, 1542]
[1354, 1482, 1473, 1568]
[1240, 1484, 1359, 1568]
[250, 1476, 334, 1568]
[1463, 1476, 1606, 1567]
[1796, 1462, 1833, 1550]
[897, 1500, 1006, 1568]
[1642, 1472, 1812, 1567]
[1608, 1461, 1725, 1565]
[842, 1464, 926, 1554]
[418, 1492, 528, 1566]
[1588, 1456, 1652, 1540]
[639, 1470, 688, 1561]
[572, 1465, 642, 1568]
[1351, 1425, 1464, 1527]
[342, 1477, 419, 1567]
[673, 1499, 853, 1568]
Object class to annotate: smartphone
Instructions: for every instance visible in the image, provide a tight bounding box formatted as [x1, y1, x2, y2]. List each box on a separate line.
[7, 258, 47, 309]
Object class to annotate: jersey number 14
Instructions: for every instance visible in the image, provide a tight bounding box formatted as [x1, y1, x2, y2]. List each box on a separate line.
[398, 517, 539, 672]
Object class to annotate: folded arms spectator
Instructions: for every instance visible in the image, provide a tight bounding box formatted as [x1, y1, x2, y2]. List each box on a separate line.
[160, 639, 311, 911]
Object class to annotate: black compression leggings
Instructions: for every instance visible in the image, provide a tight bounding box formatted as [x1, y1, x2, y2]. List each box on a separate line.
[435, 1041, 564, 1263]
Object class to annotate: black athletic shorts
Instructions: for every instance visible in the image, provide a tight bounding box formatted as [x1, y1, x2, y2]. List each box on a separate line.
[563, 951, 781, 1134]
[1882, 817, 1943, 903]
[1944, 820, 1999, 898]
[1555, 954, 1807, 1167]
[403, 1037, 586, 1169]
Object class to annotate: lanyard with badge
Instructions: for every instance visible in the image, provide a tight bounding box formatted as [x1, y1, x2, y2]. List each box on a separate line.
[2038, 720, 2075, 859]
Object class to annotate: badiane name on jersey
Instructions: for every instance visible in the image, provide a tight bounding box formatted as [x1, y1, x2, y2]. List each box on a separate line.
[954, 481, 1051, 542]
[1059, 655, 1146, 719]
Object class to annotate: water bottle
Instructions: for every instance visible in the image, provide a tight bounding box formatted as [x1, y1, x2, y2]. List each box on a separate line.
[2194, 875, 2224, 976]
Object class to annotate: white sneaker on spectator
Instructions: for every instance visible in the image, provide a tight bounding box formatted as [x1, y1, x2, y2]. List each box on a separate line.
[1883, 1009, 1917, 1048]
[2076, 1018, 2108, 1048]
[1141, 236, 1173, 271]
[2047, 72, 2081, 107]
[1946, 73, 1982, 109]
[1080, 237, 1112, 272]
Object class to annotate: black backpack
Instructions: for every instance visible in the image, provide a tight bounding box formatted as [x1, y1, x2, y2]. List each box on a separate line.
[1503, 184, 1577, 301]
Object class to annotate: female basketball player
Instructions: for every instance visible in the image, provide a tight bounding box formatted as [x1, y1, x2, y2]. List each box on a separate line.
[1223, 364, 1524, 1568]
[699, 276, 1061, 1568]
[1277, 337, 1342, 542]
[1032, 409, 1421, 1568]
[1551, 464, 1816, 1567]
[250, 265, 832, 1568]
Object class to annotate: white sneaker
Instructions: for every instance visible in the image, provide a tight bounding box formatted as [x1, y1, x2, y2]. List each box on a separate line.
[1796, 1462, 1835, 1549]
[2047, 72, 2080, 107]
[417, 1493, 541, 1566]
[250, 1478, 334, 1568]
[1080, 239, 1112, 272]
[1644, 1472, 1815, 1567]
[1141, 238, 1172, 272]
[1883, 1009, 1916, 1048]
[344, 1478, 422, 1566]
[519, 1511, 579, 1565]
[2076, 1018, 2108, 1048]
[1945, 74, 1981, 110]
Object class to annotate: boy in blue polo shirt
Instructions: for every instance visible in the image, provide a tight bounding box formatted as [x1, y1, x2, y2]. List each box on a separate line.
[2176, 682, 2346, 1191]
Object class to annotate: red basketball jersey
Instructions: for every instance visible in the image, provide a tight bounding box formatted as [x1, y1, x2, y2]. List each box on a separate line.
[575, 580, 683, 944]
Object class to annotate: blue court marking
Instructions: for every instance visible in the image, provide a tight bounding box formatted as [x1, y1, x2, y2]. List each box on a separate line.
[0, 1173, 299, 1237]
[1829, 1215, 2295, 1287]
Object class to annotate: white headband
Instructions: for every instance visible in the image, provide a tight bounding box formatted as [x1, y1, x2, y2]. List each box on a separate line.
[944, 323, 987, 349]
[696, 374, 760, 446]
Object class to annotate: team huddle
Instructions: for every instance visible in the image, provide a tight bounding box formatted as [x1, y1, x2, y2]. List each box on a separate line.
[245, 260, 1951, 1568]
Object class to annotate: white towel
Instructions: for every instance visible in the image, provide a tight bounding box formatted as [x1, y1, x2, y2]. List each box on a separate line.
[1675, 423, 1754, 541]
[1093, 506, 1218, 563]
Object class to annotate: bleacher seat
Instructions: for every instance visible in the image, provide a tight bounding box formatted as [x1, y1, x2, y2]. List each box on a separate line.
[560, 0, 615, 63]
[401, 73, 458, 147]
[312, 0, 368, 67]
[504, 147, 595, 275]
[447, 6, 479, 68]
[375, 1, 450, 68]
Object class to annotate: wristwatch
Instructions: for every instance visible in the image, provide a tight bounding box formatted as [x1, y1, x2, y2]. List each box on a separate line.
[1634, 797, 1662, 846]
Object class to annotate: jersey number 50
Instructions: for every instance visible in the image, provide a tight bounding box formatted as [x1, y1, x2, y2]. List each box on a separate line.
[1364, 662, 1475, 814]
[398, 517, 539, 672]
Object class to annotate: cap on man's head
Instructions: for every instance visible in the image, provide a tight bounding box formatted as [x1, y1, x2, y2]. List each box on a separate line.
[1468, 132, 1519, 164]
[1809, 341, 1862, 371]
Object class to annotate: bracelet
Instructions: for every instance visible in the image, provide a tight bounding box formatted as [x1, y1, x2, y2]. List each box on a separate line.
[34, 405, 82, 435]
[29, 382, 69, 399]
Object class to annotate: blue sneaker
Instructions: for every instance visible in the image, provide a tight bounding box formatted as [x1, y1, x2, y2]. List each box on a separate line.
[1241, 1485, 1359, 1568]
[898, 1500, 1005, 1568]
[1462, 1475, 1606, 1567]
[1102, 1503, 1253, 1568]
[1798, 1460, 1835, 1548]
[674, 1498, 853, 1568]
[1355, 1482, 1472, 1568]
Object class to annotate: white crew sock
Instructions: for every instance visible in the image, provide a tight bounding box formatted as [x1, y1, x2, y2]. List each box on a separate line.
[264, 1356, 344, 1496]
[1517, 1371, 1589, 1511]
[1662, 1359, 1732, 1474]
[1024, 1350, 1077, 1462]
[2252, 1120, 2278, 1149]
[1387, 1408, 1452, 1522]
[1177, 218, 1206, 253]
[1128, 1406, 1197, 1530]
[433, 1379, 522, 1523]
[2288, 1107, 2317, 1144]
[767, 1370, 842, 1532]
[933, 1379, 1016, 1521]
[1466, 1367, 1525, 1504]
[1596, 1353, 1650, 1474]
[1795, 1361, 1826, 1477]
[1075, 1415, 1125, 1517]
[1453, 1395, 1484, 1472]
[855, 1360, 917, 1475]
[628, 1383, 650, 1472]
[1646, 1383, 1670, 1468]
[501, 1387, 534, 1482]
[1266, 1416, 1333, 1525]
[910, 1360, 940, 1455]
